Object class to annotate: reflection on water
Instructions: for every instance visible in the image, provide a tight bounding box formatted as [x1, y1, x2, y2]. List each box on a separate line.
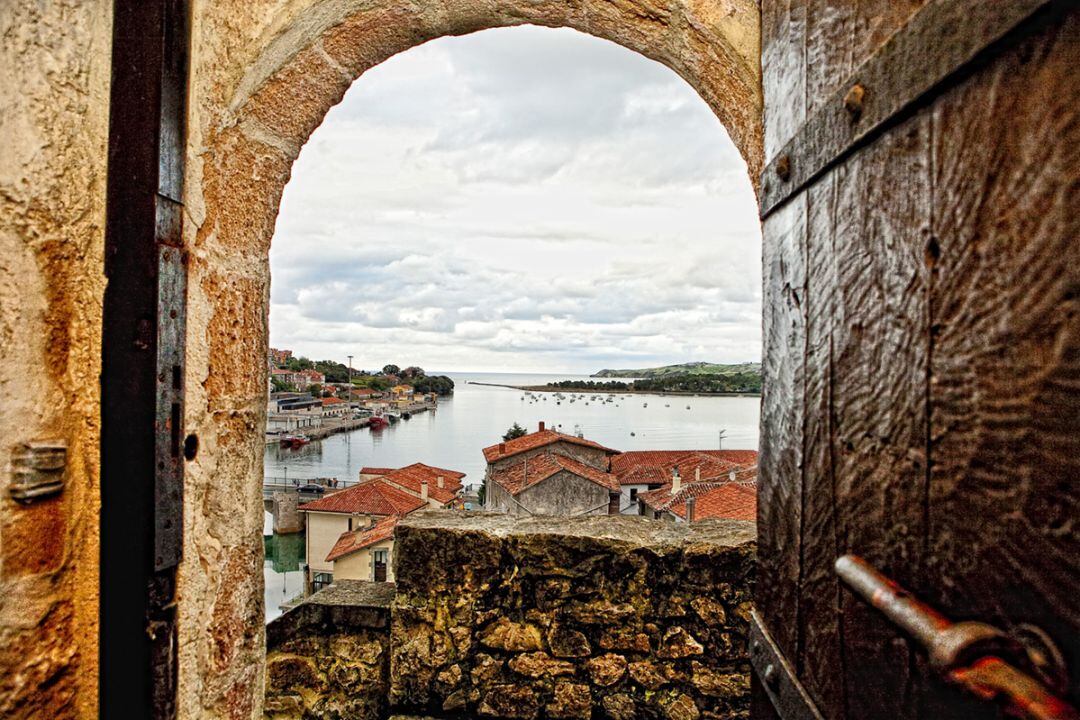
[263, 514, 305, 620]
[263, 371, 762, 621]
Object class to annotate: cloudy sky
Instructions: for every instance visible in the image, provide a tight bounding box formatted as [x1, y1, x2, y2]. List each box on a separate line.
[269, 26, 761, 374]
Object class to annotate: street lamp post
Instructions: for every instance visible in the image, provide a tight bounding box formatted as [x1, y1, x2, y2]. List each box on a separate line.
[346, 355, 354, 408]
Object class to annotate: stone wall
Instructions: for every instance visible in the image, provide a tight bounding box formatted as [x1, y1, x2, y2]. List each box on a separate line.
[0, 2, 112, 717]
[264, 581, 395, 720]
[390, 513, 755, 720]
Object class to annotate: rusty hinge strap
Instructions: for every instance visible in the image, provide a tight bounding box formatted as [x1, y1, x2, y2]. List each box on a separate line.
[749, 608, 826, 720]
[836, 555, 1079, 720]
[758, 0, 1060, 219]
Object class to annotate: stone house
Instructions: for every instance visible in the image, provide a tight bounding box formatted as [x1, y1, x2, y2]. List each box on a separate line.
[482, 424, 621, 516]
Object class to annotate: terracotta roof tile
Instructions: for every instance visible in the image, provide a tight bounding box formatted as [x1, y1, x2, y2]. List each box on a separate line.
[326, 516, 398, 562]
[360, 467, 396, 476]
[639, 464, 758, 521]
[321, 397, 345, 405]
[490, 453, 620, 496]
[300, 479, 423, 516]
[381, 463, 465, 505]
[611, 450, 758, 486]
[482, 429, 620, 463]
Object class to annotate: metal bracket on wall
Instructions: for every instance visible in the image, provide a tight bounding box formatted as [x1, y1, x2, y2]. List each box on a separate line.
[749, 608, 826, 720]
[8, 441, 67, 503]
[758, 0, 1061, 219]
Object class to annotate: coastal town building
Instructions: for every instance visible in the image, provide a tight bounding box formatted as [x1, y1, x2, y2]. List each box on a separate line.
[299, 463, 466, 588]
[482, 423, 621, 516]
[610, 449, 758, 515]
[320, 396, 349, 417]
[482, 426, 759, 521]
[637, 462, 758, 522]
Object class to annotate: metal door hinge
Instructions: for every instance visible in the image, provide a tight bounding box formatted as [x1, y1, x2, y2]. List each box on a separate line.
[836, 555, 1078, 720]
[750, 608, 825, 720]
[9, 441, 66, 503]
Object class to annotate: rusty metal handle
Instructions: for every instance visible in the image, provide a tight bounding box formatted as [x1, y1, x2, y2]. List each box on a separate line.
[836, 555, 1078, 720]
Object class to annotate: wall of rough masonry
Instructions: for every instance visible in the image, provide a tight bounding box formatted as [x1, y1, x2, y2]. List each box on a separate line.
[390, 513, 755, 720]
[264, 581, 395, 720]
[0, 2, 111, 717]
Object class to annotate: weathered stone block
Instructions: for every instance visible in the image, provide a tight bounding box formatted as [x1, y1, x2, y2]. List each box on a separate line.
[548, 626, 591, 658]
[585, 654, 628, 687]
[478, 618, 544, 652]
[508, 652, 576, 678]
[656, 627, 704, 659]
[547, 682, 592, 719]
[478, 684, 540, 719]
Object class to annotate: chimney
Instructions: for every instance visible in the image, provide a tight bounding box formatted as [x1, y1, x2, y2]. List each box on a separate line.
[539, 421, 545, 432]
[729, 469, 737, 482]
[686, 496, 696, 523]
[437, 475, 445, 489]
[421, 479, 429, 503]
[671, 467, 681, 494]
[694, 467, 701, 483]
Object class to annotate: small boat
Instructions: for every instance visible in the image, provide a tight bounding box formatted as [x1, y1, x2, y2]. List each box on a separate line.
[368, 415, 389, 430]
[686, 405, 691, 410]
[279, 435, 310, 449]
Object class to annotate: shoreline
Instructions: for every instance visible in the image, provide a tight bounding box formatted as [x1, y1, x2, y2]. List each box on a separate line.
[467, 381, 760, 398]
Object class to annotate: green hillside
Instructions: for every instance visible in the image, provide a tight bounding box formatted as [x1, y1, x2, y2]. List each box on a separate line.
[592, 361, 762, 378]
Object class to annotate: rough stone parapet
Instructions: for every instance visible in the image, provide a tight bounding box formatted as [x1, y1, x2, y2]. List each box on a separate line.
[390, 512, 756, 720]
[264, 580, 395, 720]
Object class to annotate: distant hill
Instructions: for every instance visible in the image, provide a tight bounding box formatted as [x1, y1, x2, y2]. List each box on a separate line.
[592, 361, 762, 379]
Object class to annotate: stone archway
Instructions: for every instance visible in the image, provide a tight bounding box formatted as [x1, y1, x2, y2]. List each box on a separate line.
[178, 2, 761, 716]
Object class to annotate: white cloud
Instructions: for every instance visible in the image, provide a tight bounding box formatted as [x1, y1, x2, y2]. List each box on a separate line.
[269, 26, 761, 373]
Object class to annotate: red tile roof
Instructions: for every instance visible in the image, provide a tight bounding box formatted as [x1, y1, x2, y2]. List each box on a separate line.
[639, 464, 758, 521]
[667, 482, 757, 521]
[381, 463, 465, 505]
[360, 467, 396, 476]
[482, 429, 620, 464]
[611, 450, 759, 486]
[326, 516, 398, 562]
[299, 479, 424, 516]
[490, 453, 621, 496]
[321, 397, 345, 405]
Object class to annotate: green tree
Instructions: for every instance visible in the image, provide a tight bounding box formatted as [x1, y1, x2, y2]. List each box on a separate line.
[308, 383, 322, 398]
[502, 422, 527, 441]
[382, 364, 401, 376]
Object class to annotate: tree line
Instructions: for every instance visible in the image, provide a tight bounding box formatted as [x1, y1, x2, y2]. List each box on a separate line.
[545, 371, 762, 394]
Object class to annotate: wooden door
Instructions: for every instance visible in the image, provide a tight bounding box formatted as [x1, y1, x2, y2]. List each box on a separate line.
[755, 1, 1079, 719]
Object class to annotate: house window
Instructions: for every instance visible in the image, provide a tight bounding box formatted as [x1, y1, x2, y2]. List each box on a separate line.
[629, 488, 638, 501]
[312, 572, 333, 592]
[373, 549, 389, 582]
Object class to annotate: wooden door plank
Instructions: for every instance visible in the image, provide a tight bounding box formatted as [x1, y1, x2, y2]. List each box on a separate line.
[763, 0, 808, 159]
[796, 171, 845, 718]
[828, 112, 932, 720]
[926, 8, 1080, 714]
[758, 192, 809, 667]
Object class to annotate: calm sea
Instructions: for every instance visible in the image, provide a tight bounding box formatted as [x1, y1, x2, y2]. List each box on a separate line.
[262, 371, 761, 619]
